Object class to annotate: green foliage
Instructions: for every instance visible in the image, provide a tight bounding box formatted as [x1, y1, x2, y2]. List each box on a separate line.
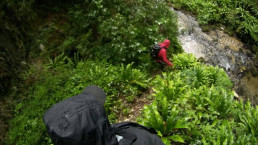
[3, 0, 181, 142]
[235, 101, 258, 144]
[96, 0, 180, 64]
[172, 53, 232, 89]
[31, 0, 181, 66]
[7, 58, 148, 145]
[119, 63, 148, 88]
[3, 0, 258, 144]
[190, 86, 234, 119]
[152, 73, 187, 101]
[1, 0, 182, 97]
[138, 101, 187, 143]
[0, 0, 35, 97]
[200, 120, 235, 145]
[172, 53, 199, 70]
[205, 65, 233, 89]
[138, 53, 256, 144]
[170, 0, 258, 45]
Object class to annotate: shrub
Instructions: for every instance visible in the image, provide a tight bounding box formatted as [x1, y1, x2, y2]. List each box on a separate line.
[172, 53, 199, 70]
[138, 101, 187, 144]
[235, 100, 258, 144]
[35, 0, 181, 67]
[169, 0, 258, 45]
[137, 53, 255, 144]
[7, 59, 148, 144]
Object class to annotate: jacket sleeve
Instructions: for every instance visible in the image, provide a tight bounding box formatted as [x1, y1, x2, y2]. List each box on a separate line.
[159, 49, 173, 66]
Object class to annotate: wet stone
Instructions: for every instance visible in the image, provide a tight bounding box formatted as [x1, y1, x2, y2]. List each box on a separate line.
[174, 8, 258, 105]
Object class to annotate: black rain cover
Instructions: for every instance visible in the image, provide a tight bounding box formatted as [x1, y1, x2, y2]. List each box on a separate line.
[43, 93, 117, 145]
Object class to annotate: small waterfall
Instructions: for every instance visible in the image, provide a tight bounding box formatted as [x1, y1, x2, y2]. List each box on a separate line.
[173, 8, 258, 105]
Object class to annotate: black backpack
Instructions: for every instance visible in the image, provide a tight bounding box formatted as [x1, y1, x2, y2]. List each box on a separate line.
[150, 44, 163, 59]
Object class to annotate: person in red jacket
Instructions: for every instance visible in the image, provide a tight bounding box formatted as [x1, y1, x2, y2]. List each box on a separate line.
[157, 39, 173, 67]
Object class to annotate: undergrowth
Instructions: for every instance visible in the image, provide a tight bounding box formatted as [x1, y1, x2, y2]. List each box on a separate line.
[138, 53, 257, 144]
[169, 0, 258, 56]
[7, 59, 149, 145]
[4, 0, 258, 145]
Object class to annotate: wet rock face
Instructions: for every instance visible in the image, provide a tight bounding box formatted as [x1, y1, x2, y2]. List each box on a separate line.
[240, 72, 258, 105]
[174, 8, 258, 105]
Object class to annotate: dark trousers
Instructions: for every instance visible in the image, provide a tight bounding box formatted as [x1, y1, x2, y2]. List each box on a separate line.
[158, 61, 167, 70]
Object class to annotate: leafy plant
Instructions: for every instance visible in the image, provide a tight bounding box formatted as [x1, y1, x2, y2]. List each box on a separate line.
[138, 100, 187, 144]
[152, 72, 188, 102]
[65, 0, 182, 65]
[236, 101, 258, 144]
[169, 0, 258, 46]
[190, 86, 234, 119]
[7, 59, 149, 144]
[137, 53, 255, 144]
[119, 63, 148, 88]
[172, 53, 199, 70]
[201, 120, 235, 145]
[0, 0, 35, 98]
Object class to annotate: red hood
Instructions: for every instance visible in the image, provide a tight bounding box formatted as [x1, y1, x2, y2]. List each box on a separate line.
[159, 39, 170, 49]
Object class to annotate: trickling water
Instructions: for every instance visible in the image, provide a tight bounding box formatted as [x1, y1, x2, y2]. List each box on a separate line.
[173, 9, 258, 105]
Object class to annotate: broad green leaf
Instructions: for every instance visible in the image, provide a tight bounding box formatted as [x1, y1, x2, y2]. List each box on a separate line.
[168, 135, 184, 143]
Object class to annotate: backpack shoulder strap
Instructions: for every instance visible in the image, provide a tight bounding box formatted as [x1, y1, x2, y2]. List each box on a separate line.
[111, 122, 157, 134]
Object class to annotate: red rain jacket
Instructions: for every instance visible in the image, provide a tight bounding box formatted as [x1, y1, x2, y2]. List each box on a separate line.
[157, 39, 173, 66]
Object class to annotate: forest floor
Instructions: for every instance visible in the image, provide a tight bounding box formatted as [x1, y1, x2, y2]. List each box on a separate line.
[117, 88, 155, 123]
[116, 70, 163, 123]
[0, 98, 14, 144]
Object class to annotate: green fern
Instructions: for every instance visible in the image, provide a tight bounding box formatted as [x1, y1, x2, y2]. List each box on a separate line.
[139, 100, 187, 143]
[172, 53, 199, 70]
[237, 101, 258, 143]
